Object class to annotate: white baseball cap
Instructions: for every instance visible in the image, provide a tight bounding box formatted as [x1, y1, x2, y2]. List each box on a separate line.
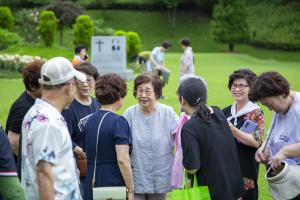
[39, 57, 86, 85]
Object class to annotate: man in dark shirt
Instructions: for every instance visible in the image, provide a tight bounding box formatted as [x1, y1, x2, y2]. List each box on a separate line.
[5, 60, 44, 179]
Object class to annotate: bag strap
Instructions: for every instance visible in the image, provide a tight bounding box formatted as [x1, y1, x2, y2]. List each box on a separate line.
[92, 112, 110, 187]
[182, 169, 199, 189]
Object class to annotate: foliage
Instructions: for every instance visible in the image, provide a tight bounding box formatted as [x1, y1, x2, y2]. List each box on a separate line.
[164, 0, 178, 28]
[37, 10, 58, 47]
[0, 7, 14, 31]
[210, 0, 249, 52]
[247, 3, 300, 51]
[0, 54, 46, 72]
[44, 1, 84, 46]
[126, 31, 142, 61]
[0, 0, 53, 7]
[0, 28, 23, 50]
[93, 19, 115, 36]
[14, 9, 39, 43]
[73, 15, 94, 47]
[113, 30, 142, 61]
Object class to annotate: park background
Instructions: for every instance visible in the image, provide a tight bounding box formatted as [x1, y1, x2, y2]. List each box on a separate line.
[0, 0, 300, 199]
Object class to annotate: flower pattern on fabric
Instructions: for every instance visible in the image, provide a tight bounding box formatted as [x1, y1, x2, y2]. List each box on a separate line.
[244, 109, 264, 145]
[243, 177, 255, 191]
[24, 112, 48, 129]
[39, 146, 56, 163]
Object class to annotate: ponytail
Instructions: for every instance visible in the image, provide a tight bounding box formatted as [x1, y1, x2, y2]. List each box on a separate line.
[194, 101, 211, 122]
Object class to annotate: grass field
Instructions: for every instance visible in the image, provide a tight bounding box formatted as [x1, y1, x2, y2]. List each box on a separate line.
[1, 52, 300, 199]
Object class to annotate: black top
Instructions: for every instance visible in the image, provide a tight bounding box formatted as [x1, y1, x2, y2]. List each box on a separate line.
[5, 91, 35, 134]
[0, 125, 17, 175]
[223, 106, 261, 182]
[5, 91, 35, 180]
[62, 97, 100, 149]
[181, 106, 244, 200]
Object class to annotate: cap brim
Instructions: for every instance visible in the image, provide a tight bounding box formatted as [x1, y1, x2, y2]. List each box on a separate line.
[74, 69, 87, 82]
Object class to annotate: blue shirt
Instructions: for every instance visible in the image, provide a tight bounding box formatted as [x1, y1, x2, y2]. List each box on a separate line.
[62, 97, 99, 149]
[83, 110, 132, 200]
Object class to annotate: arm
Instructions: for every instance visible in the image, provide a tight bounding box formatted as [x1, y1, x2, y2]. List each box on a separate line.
[115, 145, 134, 200]
[271, 142, 300, 170]
[36, 161, 54, 200]
[8, 130, 20, 155]
[229, 124, 261, 148]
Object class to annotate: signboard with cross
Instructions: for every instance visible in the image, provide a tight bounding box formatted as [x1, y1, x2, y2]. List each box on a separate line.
[91, 36, 133, 80]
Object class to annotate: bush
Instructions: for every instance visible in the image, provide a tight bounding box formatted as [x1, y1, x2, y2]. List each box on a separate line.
[93, 19, 115, 36]
[0, 54, 46, 72]
[0, 28, 23, 50]
[126, 31, 142, 61]
[14, 9, 39, 43]
[73, 15, 94, 47]
[37, 10, 58, 47]
[0, 7, 14, 31]
[113, 30, 142, 62]
[247, 3, 300, 50]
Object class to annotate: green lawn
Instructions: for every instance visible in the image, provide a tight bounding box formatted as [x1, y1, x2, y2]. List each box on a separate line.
[1, 52, 300, 199]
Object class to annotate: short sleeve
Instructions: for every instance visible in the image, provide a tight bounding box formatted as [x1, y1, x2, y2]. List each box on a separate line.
[181, 125, 201, 170]
[170, 109, 179, 135]
[31, 123, 62, 166]
[0, 127, 17, 174]
[123, 109, 131, 127]
[7, 105, 28, 134]
[113, 116, 132, 146]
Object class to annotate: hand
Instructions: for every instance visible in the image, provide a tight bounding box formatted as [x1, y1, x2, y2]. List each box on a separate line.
[127, 191, 134, 200]
[74, 146, 86, 159]
[255, 143, 270, 164]
[228, 122, 237, 137]
[270, 149, 287, 170]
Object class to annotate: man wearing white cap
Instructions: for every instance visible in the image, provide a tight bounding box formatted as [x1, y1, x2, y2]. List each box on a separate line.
[21, 57, 86, 200]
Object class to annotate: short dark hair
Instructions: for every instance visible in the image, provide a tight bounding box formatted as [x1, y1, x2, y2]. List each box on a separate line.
[228, 68, 257, 90]
[74, 62, 99, 80]
[75, 44, 87, 55]
[95, 74, 127, 105]
[133, 74, 162, 99]
[161, 41, 172, 49]
[22, 60, 44, 91]
[180, 37, 191, 47]
[249, 71, 290, 102]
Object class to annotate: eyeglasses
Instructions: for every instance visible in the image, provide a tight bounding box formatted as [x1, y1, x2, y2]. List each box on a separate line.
[76, 76, 94, 86]
[136, 88, 153, 96]
[231, 83, 249, 90]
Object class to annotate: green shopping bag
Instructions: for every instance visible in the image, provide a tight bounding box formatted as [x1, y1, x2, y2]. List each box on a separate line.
[171, 170, 211, 200]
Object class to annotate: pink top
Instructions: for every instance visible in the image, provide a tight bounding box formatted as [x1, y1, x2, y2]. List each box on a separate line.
[171, 113, 189, 188]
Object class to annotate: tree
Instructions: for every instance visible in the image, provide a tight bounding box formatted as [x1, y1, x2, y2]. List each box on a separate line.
[164, 0, 178, 28]
[210, 0, 249, 52]
[0, 7, 14, 31]
[44, 1, 84, 46]
[73, 15, 94, 47]
[37, 10, 58, 47]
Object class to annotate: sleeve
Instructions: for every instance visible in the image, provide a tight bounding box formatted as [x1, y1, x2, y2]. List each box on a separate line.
[169, 109, 179, 135]
[7, 104, 28, 134]
[183, 51, 193, 66]
[113, 116, 132, 146]
[181, 125, 201, 170]
[62, 109, 77, 149]
[31, 123, 63, 166]
[252, 109, 265, 143]
[0, 127, 17, 174]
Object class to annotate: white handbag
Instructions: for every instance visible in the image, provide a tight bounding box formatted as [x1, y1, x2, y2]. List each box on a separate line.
[92, 112, 127, 200]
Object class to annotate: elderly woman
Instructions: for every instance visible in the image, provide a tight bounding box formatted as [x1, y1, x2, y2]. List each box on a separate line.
[250, 71, 300, 200]
[83, 74, 134, 200]
[124, 74, 179, 200]
[180, 37, 194, 77]
[222, 69, 264, 200]
[178, 75, 244, 200]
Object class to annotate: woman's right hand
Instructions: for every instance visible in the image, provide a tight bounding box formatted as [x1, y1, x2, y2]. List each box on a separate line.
[255, 142, 270, 164]
[74, 146, 86, 158]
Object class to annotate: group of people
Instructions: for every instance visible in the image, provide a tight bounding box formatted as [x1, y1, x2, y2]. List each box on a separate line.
[0, 42, 300, 200]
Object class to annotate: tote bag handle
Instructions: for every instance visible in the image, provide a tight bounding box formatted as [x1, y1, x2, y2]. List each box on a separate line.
[92, 112, 110, 187]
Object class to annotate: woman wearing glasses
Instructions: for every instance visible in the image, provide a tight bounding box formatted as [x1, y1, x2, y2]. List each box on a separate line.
[222, 69, 265, 200]
[124, 74, 179, 200]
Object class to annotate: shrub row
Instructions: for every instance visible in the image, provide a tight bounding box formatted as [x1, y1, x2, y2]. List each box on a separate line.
[0, 54, 46, 72]
[247, 3, 300, 51]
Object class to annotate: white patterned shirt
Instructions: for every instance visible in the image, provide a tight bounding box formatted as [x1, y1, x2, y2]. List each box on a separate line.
[21, 99, 82, 200]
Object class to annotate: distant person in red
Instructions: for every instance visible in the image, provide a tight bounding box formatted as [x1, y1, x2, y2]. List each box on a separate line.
[72, 44, 88, 66]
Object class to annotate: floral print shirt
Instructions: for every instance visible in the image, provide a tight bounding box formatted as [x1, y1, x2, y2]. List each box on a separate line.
[21, 99, 82, 200]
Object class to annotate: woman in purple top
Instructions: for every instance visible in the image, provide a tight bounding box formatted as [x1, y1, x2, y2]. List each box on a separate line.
[250, 71, 300, 199]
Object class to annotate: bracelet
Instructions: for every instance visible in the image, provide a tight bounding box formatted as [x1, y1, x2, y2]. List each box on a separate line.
[126, 188, 134, 193]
